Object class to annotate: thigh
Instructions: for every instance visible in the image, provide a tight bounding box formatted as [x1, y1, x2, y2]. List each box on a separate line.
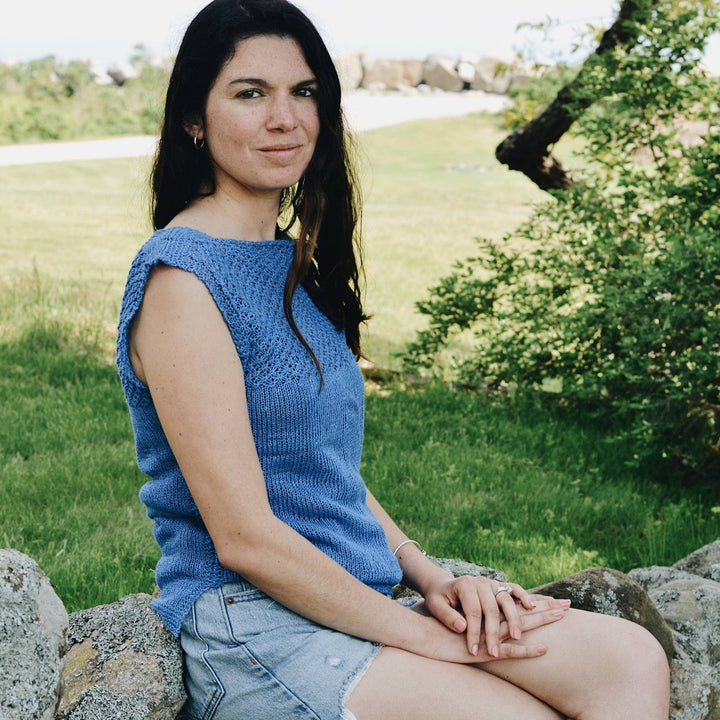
[346, 646, 563, 720]
[481, 608, 669, 719]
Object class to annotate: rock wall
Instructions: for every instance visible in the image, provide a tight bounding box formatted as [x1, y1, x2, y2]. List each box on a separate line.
[90, 52, 520, 96]
[336, 53, 521, 94]
[1, 541, 719, 719]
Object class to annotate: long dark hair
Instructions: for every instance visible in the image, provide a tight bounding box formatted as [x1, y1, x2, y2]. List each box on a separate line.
[151, 0, 367, 363]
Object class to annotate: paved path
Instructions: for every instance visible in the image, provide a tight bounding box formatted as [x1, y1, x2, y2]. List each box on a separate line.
[0, 91, 507, 167]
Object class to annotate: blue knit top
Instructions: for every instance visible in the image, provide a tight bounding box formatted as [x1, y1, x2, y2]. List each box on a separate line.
[116, 227, 402, 636]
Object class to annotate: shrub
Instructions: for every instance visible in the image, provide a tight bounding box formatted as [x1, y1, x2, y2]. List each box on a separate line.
[503, 63, 578, 130]
[404, 0, 720, 483]
[0, 53, 168, 144]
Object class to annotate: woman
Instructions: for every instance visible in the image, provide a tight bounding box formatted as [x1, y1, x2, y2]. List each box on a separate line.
[116, 1, 670, 718]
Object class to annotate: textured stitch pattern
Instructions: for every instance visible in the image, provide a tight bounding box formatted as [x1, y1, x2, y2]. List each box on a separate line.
[116, 227, 402, 636]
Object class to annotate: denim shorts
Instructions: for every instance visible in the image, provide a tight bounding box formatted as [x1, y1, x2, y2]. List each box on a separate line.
[179, 581, 384, 720]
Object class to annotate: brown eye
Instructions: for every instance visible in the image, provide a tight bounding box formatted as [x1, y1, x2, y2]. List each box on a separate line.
[236, 88, 262, 99]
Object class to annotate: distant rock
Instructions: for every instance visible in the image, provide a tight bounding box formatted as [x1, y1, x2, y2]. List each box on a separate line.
[456, 58, 477, 85]
[333, 53, 364, 92]
[360, 58, 424, 91]
[106, 63, 140, 87]
[422, 55, 464, 92]
[469, 56, 513, 94]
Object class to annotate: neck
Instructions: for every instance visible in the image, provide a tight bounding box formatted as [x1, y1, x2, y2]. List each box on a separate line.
[207, 186, 282, 242]
[172, 185, 283, 242]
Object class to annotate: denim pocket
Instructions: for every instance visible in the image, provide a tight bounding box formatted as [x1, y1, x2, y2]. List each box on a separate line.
[180, 604, 225, 720]
[220, 584, 288, 644]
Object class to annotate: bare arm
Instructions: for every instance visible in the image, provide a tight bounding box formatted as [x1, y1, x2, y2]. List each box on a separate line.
[130, 265, 563, 662]
[364, 489, 554, 658]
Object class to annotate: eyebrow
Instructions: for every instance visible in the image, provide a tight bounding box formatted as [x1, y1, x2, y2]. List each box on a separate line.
[226, 77, 318, 88]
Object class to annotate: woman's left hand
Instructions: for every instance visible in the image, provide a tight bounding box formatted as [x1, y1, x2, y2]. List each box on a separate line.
[422, 575, 544, 658]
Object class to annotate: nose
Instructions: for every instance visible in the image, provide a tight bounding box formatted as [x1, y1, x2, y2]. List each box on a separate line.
[267, 94, 298, 132]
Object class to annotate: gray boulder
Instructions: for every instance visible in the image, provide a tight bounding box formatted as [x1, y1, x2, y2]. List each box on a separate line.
[667, 656, 720, 720]
[674, 538, 720, 582]
[422, 55, 464, 92]
[361, 59, 423, 91]
[432, 557, 507, 583]
[629, 540, 720, 720]
[470, 57, 513, 95]
[0, 549, 68, 720]
[630, 565, 720, 666]
[333, 53, 364, 92]
[531, 566, 675, 662]
[55, 686, 151, 720]
[56, 594, 185, 720]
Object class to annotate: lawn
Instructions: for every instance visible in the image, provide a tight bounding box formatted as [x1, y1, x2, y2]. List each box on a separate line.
[1, 114, 717, 612]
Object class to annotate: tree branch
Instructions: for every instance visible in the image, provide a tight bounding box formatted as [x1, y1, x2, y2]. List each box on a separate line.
[495, 0, 659, 192]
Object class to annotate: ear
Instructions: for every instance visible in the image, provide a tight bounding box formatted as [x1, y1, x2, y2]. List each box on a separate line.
[183, 118, 204, 141]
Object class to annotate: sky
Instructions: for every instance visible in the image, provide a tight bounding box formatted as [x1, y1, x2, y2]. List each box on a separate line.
[2, 0, 719, 71]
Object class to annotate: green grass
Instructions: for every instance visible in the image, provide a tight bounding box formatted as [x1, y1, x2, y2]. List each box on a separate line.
[0, 314, 158, 608]
[1, 115, 718, 612]
[363, 385, 720, 588]
[0, 157, 150, 294]
[0, 112, 544, 366]
[358, 114, 547, 366]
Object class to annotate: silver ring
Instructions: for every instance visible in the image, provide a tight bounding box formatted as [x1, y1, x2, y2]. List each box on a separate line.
[494, 585, 512, 597]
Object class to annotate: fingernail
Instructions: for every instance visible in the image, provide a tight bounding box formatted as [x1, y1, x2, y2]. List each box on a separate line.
[553, 609, 565, 618]
[512, 628, 521, 640]
[471, 644, 479, 656]
[559, 599, 571, 607]
[454, 619, 465, 632]
[491, 645, 499, 658]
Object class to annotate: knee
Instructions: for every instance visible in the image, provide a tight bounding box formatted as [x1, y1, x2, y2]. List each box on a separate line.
[618, 621, 670, 703]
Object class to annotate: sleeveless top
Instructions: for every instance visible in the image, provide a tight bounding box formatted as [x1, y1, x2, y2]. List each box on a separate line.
[116, 227, 402, 636]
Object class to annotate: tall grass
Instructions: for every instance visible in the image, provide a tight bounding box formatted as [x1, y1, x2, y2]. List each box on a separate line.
[0, 115, 717, 613]
[0, 280, 157, 608]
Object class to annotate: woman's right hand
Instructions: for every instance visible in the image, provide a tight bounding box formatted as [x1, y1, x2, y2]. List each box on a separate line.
[416, 595, 571, 664]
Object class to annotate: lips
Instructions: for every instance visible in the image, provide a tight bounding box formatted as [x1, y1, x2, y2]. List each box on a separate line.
[257, 144, 307, 167]
[258, 144, 302, 154]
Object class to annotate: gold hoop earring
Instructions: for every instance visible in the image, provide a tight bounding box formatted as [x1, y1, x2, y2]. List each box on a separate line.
[193, 135, 205, 150]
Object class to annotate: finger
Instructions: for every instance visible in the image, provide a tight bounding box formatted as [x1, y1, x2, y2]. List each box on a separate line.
[524, 592, 566, 609]
[510, 583, 538, 610]
[495, 589, 522, 641]
[426, 597, 468, 634]
[479, 585, 504, 658]
[520, 597, 572, 617]
[453, 577, 489, 656]
[476, 606, 569, 663]
[516, 604, 569, 633]
[494, 642, 548, 660]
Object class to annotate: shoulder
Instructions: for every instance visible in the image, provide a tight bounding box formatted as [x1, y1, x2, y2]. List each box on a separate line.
[142, 262, 215, 308]
[119, 227, 222, 335]
[132, 226, 217, 266]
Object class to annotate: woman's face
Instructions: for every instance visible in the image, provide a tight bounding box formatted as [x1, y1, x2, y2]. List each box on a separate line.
[196, 34, 321, 201]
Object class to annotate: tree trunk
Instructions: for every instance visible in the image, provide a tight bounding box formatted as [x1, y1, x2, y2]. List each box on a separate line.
[495, 0, 659, 192]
